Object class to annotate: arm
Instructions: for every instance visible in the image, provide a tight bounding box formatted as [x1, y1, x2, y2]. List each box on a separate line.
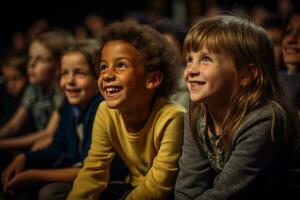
[67, 104, 115, 200]
[174, 114, 214, 200]
[4, 167, 80, 192]
[2, 154, 26, 192]
[30, 134, 53, 151]
[197, 111, 277, 200]
[0, 111, 59, 150]
[0, 107, 28, 138]
[126, 110, 184, 200]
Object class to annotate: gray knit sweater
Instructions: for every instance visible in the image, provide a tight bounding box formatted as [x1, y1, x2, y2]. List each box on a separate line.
[175, 103, 300, 200]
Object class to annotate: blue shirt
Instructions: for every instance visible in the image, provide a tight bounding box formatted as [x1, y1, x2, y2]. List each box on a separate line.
[25, 95, 103, 169]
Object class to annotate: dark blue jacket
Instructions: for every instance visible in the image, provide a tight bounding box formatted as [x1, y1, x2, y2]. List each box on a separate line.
[25, 95, 103, 169]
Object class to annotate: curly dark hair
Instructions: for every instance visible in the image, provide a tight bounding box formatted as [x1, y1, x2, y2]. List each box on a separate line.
[98, 20, 182, 98]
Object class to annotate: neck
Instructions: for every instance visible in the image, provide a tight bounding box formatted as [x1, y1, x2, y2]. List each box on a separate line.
[122, 97, 156, 133]
[287, 63, 299, 75]
[207, 102, 229, 135]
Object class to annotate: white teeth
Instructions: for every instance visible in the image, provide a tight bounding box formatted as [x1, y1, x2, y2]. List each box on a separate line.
[105, 87, 120, 92]
[286, 49, 299, 53]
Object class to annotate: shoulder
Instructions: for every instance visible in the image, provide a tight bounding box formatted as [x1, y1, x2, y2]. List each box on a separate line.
[240, 102, 284, 129]
[20, 85, 38, 106]
[155, 97, 186, 117]
[53, 88, 64, 109]
[150, 98, 186, 132]
[23, 85, 37, 96]
[94, 101, 117, 123]
[233, 102, 285, 144]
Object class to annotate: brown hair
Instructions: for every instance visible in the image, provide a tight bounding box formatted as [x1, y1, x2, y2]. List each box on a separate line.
[185, 15, 299, 152]
[62, 39, 100, 77]
[34, 29, 74, 64]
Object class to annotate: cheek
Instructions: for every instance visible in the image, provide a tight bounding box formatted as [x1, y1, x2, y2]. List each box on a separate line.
[282, 37, 289, 47]
[59, 78, 66, 89]
[183, 68, 188, 82]
[97, 76, 102, 89]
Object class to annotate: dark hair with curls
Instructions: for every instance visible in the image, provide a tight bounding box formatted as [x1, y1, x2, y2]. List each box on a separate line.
[98, 20, 182, 98]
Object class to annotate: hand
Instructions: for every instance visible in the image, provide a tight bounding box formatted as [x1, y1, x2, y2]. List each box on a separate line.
[4, 170, 36, 192]
[2, 154, 26, 192]
[31, 136, 53, 151]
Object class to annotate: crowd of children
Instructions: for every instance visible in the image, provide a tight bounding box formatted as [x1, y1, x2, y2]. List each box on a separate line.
[0, 1, 300, 199]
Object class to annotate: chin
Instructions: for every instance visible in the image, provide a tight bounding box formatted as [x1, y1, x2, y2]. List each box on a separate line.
[105, 99, 122, 109]
[66, 98, 79, 105]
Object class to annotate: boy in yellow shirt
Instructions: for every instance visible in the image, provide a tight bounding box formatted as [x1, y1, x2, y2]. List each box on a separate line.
[67, 21, 185, 200]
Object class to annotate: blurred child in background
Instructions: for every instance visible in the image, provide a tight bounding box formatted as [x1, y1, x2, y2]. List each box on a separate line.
[0, 30, 74, 150]
[1, 40, 122, 200]
[279, 4, 300, 120]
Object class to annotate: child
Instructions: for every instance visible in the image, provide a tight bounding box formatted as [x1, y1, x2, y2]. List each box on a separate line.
[0, 30, 74, 149]
[67, 20, 185, 200]
[0, 53, 28, 126]
[2, 40, 105, 200]
[278, 4, 300, 120]
[174, 15, 300, 200]
[0, 53, 29, 177]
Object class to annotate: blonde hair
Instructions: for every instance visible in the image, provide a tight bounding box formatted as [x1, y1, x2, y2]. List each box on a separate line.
[185, 15, 299, 152]
[34, 29, 74, 63]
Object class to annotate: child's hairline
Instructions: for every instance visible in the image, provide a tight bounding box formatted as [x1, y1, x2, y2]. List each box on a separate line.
[99, 39, 158, 74]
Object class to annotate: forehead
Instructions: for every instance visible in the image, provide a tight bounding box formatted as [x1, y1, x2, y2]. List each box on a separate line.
[101, 40, 139, 59]
[29, 41, 51, 56]
[61, 52, 89, 68]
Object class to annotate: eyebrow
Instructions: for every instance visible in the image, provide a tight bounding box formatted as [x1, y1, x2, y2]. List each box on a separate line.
[100, 57, 132, 63]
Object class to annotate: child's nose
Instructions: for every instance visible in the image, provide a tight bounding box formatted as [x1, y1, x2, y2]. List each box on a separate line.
[187, 63, 200, 76]
[67, 74, 75, 83]
[102, 68, 115, 81]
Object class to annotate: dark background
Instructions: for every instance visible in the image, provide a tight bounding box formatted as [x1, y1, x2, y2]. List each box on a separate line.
[0, 1, 146, 48]
[0, 0, 278, 51]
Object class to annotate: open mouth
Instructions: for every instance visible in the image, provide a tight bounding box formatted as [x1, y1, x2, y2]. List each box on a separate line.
[285, 48, 300, 54]
[189, 80, 205, 85]
[104, 86, 123, 97]
[188, 81, 206, 92]
[66, 88, 81, 97]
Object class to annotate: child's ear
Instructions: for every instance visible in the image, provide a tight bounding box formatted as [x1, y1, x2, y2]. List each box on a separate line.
[239, 63, 258, 86]
[146, 71, 163, 90]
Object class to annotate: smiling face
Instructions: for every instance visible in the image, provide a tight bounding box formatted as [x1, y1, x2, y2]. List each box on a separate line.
[98, 40, 150, 112]
[60, 52, 98, 107]
[184, 46, 239, 107]
[282, 14, 300, 68]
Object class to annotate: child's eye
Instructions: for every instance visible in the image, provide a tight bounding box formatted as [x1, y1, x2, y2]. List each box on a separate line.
[99, 63, 108, 72]
[202, 56, 212, 63]
[75, 71, 88, 76]
[60, 70, 68, 76]
[186, 56, 193, 64]
[116, 62, 127, 69]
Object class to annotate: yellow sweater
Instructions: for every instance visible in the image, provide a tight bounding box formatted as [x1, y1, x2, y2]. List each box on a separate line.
[67, 97, 185, 200]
